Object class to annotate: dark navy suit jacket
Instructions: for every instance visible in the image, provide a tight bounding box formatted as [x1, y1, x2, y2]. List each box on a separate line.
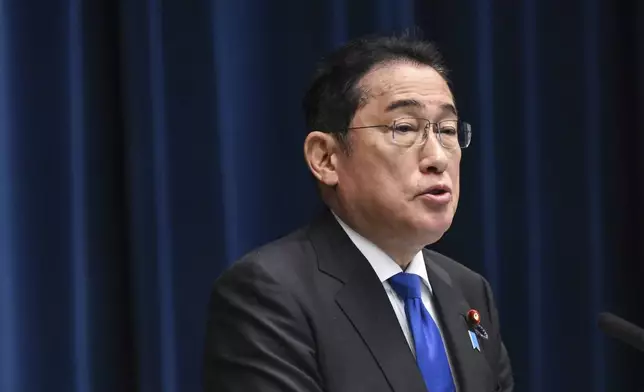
[203, 210, 514, 392]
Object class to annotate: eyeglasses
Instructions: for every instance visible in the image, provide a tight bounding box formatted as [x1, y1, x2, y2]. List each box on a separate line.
[347, 117, 472, 149]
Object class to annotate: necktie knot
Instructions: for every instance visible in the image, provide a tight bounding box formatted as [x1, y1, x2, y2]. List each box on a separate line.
[389, 272, 422, 300]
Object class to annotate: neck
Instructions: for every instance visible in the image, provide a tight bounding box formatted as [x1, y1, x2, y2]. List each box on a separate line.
[330, 208, 421, 269]
[381, 245, 418, 270]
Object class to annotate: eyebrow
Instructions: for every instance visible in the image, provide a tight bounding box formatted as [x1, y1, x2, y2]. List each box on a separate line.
[385, 99, 423, 112]
[384, 99, 458, 116]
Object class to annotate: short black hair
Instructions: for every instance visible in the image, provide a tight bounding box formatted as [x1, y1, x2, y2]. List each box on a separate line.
[302, 30, 449, 137]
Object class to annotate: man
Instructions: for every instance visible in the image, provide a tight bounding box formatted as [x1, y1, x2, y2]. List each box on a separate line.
[203, 32, 513, 392]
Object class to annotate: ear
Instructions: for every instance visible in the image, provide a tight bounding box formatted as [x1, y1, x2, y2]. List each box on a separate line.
[303, 131, 341, 186]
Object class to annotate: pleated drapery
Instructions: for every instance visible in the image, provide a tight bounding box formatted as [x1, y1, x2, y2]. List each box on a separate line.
[0, 0, 642, 391]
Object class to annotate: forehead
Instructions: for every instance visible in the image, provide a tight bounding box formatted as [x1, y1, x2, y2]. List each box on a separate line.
[358, 62, 454, 113]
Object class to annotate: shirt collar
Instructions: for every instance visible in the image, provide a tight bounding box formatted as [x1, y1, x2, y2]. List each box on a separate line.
[333, 212, 433, 294]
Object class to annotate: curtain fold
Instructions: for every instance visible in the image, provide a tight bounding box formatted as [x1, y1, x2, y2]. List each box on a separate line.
[0, 0, 642, 391]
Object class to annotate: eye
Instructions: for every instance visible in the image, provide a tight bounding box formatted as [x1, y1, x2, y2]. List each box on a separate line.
[439, 126, 457, 135]
[392, 121, 419, 134]
[438, 121, 459, 135]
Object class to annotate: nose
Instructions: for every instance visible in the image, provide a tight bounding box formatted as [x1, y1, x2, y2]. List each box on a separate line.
[419, 129, 449, 174]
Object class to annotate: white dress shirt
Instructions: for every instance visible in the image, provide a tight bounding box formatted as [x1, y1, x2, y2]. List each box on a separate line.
[333, 213, 452, 363]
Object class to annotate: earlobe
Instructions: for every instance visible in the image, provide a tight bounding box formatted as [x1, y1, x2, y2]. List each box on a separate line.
[304, 131, 339, 186]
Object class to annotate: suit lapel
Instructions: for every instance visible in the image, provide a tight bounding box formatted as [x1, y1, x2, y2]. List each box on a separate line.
[308, 211, 428, 392]
[335, 263, 429, 392]
[424, 251, 495, 391]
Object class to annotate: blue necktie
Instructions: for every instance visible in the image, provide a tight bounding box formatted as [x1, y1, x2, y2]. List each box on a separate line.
[389, 272, 455, 392]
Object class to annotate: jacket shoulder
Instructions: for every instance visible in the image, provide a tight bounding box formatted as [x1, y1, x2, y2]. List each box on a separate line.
[215, 225, 316, 290]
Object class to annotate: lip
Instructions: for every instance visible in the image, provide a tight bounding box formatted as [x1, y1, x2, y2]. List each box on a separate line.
[418, 184, 453, 205]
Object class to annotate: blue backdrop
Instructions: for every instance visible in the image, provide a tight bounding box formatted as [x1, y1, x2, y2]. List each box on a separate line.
[1, 0, 643, 391]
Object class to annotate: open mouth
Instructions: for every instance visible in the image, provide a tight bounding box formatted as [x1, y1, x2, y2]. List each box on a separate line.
[419, 185, 452, 204]
[427, 188, 448, 196]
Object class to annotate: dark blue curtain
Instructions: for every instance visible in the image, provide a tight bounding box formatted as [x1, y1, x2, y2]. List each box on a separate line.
[1, 0, 642, 391]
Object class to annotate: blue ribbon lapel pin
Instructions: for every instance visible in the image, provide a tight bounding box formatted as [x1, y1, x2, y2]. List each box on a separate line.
[468, 330, 480, 351]
[464, 309, 488, 351]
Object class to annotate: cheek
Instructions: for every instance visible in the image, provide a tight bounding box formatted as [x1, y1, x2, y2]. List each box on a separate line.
[349, 142, 394, 176]
[340, 136, 420, 195]
[336, 157, 372, 192]
[449, 159, 461, 200]
[368, 152, 415, 195]
[451, 164, 460, 184]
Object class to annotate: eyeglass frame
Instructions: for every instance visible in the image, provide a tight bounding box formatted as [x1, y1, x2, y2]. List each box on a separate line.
[345, 117, 472, 149]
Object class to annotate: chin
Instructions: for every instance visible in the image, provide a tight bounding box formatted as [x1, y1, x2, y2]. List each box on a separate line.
[413, 213, 454, 243]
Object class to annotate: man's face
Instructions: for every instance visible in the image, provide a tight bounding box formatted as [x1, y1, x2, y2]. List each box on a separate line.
[335, 62, 461, 246]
